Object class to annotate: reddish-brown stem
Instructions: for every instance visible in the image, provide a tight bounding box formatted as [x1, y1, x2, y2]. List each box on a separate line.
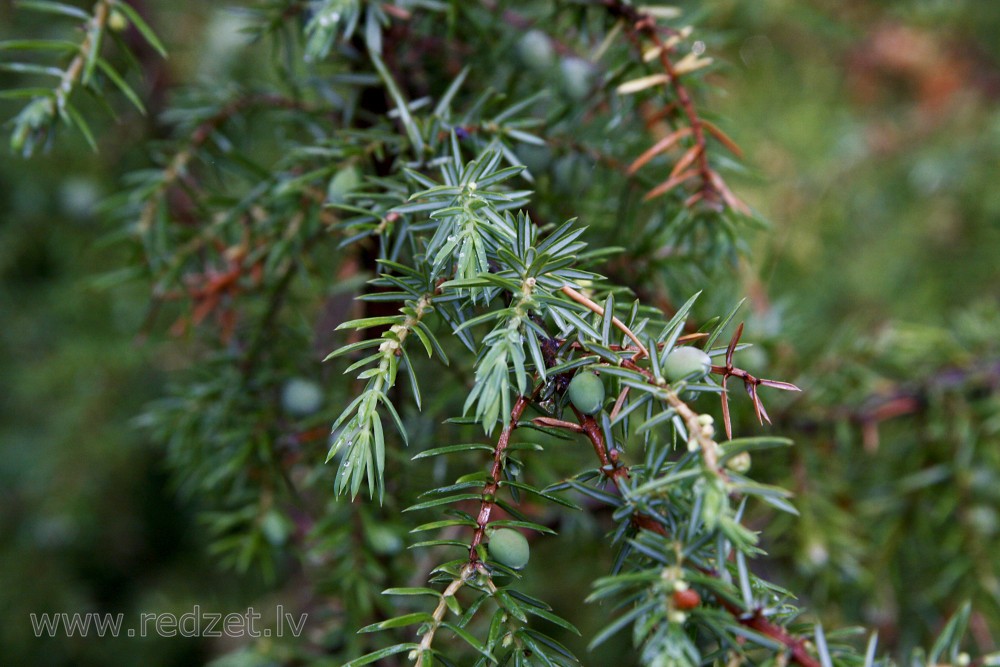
[642, 23, 713, 200]
[458, 320, 808, 663]
[610, 386, 631, 420]
[717, 598, 822, 667]
[532, 416, 583, 432]
[564, 389, 817, 667]
[469, 362, 815, 666]
[708, 323, 801, 439]
[549, 354, 814, 663]
[561, 285, 650, 358]
[602, 0, 748, 212]
[602, 2, 709, 185]
[631, 511, 821, 667]
[565, 332, 708, 354]
[574, 408, 630, 483]
[467, 391, 537, 562]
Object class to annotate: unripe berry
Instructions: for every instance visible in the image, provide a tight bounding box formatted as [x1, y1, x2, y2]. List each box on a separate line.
[967, 505, 999, 537]
[281, 378, 323, 416]
[365, 524, 403, 556]
[487, 528, 530, 570]
[560, 57, 595, 101]
[260, 510, 292, 546]
[663, 346, 712, 383]
[567, 371, 605, 415]
[59, 177, 100, 219]
[517, 30, 555, 72]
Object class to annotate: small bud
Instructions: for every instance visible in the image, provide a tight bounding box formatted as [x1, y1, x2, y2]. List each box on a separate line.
[726, 451, 752, 474]
[108, 9, 128, 32]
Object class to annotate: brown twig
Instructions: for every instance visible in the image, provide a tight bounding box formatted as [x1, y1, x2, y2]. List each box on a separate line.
[572, 332, 708, 349]
[54, 1, 112, 115]
[603, 0, 750, 214]
[453, 324, 813, 666]
[619, 357, 724, 474]
[609, 385, 631, 420]
[556, 297, 798, 456]
[544, 372, 818, 667]
[532, 416, 583, 432]
[574, 409, 630, 482]
[631, 515, 820, 667]
[560, 285, 650, 358]
[415, 568, 475, 667]
[710, 322, 801, 440]
[467, 390, 539, 562]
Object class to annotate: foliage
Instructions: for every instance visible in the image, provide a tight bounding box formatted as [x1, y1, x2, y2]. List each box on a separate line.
[1, 0, 165, 155]
[3, 1, 1000, 666]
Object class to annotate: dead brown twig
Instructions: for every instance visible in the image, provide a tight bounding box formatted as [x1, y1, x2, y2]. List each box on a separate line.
[603, 0, 750, 213]
[711, 322, 801, 440]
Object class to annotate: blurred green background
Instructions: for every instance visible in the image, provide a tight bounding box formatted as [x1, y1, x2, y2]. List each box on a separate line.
[2, 1, 999, 664]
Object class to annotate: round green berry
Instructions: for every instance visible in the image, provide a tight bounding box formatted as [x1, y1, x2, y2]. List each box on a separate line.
[517, 30, 555, 72]
[365, 524, 403, 556]
[281, 377, 324, 416]
[487, 528, 530, 570]
[260, 510, 292, 546]
[560, 57, 595, 101]
[568, 371, 605, 415]
[967, 505, 999, 538]
[663, 347, 712, 383]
